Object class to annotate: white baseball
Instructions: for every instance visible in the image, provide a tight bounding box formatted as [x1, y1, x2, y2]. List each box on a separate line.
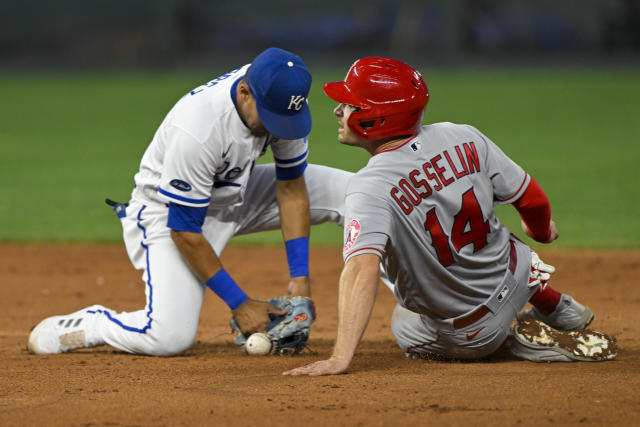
[245, 332, 272, 356]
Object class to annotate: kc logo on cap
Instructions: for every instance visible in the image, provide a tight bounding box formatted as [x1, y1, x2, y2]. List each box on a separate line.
[246, 47, 312, 140]
[288, 95, 306, 111]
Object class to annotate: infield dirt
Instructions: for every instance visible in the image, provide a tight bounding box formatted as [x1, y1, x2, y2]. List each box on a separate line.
[1, 245, 639, 426]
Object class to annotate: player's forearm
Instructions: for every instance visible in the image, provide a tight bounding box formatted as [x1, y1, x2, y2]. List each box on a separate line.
[276, 176, 311, 296]
[276, 176, 310, 240]
[513, 178, 552, 242]
[171, 229, 249, 309]
[170, 229, 223, 282]
[331, 254, 380, 364]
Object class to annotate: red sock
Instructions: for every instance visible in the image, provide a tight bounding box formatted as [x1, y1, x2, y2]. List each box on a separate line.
[529, 285, 562, 315]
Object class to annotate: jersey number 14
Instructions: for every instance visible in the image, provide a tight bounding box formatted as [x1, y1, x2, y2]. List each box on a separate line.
[424, 188, 490, 266]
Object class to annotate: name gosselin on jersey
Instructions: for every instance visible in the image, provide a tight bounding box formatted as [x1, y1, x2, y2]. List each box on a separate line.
[391, 141, 481, 215]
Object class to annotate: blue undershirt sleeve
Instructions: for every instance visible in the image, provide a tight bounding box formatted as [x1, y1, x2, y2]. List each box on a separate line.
[167, 202, 208, 233]
[275, 160, 307, 181]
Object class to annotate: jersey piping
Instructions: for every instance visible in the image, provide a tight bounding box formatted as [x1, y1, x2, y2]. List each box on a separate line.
[376, 136, 418, 154]
[157, 187, 212, 206]
[495, 173, 530, 203]
[89, 205, 154, 334]
[344, 246, 385, 259]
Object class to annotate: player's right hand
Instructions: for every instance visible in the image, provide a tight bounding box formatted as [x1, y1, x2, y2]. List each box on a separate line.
[282, 357, 350, 376]
[232, 299, 287, 334]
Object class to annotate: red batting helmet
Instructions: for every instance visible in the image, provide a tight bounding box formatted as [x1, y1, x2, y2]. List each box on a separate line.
[323, 57, 429, 141]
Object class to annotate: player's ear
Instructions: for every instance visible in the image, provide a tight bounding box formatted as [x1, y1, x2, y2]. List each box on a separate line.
[237, 80, 252, 102]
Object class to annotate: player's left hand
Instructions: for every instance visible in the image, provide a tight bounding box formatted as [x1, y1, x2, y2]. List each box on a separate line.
[283, 357, 350, 376]
[232, 299, 286, 334]
[521, 219, 559, 243]
[547, 220, 559, 242]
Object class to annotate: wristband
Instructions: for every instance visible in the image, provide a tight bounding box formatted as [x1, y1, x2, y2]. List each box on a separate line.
[205, 269, 248, 310]
[285, 237, 309, 278]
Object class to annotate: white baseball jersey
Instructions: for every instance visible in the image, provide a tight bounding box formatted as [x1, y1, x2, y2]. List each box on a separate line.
[132, 64, 308, 209]
[342, 122, 530, 319]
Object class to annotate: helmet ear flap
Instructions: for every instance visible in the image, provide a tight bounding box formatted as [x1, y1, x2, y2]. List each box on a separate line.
[346, 109, 380, 140]
[347, 110, 421, 141]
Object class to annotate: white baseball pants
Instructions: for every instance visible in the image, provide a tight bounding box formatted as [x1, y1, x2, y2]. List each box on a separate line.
[84, 164, 351, 355]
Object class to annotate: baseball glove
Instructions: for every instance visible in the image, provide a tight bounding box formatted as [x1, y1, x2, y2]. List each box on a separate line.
[230, 296, 316, 355]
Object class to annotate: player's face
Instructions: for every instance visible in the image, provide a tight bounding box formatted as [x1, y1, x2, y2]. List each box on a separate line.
[242, 97, 269, 137]
[333, 103, 362, 146]
[236, 82, 269, 137]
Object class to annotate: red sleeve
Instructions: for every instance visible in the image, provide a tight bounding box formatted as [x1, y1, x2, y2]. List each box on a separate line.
[512, 177, 551, 242]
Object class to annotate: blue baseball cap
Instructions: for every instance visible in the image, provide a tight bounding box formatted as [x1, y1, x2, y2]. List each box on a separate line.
[246, 47, 312, 140]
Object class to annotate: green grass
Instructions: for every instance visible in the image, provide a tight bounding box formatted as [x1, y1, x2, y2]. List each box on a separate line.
[1, 68, 639, 247]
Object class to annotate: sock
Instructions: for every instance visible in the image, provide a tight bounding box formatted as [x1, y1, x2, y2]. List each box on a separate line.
[529, 285, 562, 315]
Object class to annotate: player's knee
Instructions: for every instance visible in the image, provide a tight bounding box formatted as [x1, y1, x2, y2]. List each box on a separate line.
[145, 327, 197, 357]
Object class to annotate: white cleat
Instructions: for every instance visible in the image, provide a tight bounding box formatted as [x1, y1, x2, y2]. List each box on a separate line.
[518, 294, 594, 331]
[27, 305, 103, 355]
[508, 318, 617, 362]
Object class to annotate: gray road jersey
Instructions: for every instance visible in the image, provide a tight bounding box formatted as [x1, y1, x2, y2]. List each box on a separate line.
[342, 122, 530, 319]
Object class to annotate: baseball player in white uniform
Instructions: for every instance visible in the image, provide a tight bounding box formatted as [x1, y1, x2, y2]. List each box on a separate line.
[28, 48, 352, 356]
[285, 57, 616, 376]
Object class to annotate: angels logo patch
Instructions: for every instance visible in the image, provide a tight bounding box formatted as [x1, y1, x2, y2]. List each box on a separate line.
[343, 219, 361, 252]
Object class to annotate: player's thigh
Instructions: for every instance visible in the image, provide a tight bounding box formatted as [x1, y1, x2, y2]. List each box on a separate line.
[230, 163, 352, 235]
[304, 164, 352, 226]
[391, 304, 446, 355]
[97, 238, 205, 356]
[444, 316, 511, 359]
[144, 240, 206, 346]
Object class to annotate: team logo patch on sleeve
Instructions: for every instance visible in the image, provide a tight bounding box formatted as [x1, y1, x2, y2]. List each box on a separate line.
[343, 219, 361, 252]
[170, 179, 192, 192]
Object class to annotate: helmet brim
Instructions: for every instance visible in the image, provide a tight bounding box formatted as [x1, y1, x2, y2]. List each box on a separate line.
[323, 81, 365, 108]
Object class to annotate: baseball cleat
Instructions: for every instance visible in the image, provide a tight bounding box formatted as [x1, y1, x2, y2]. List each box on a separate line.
[27, 306, 103, 354]
[518, 294, 594, 331]
[508, 318, 617, 362]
